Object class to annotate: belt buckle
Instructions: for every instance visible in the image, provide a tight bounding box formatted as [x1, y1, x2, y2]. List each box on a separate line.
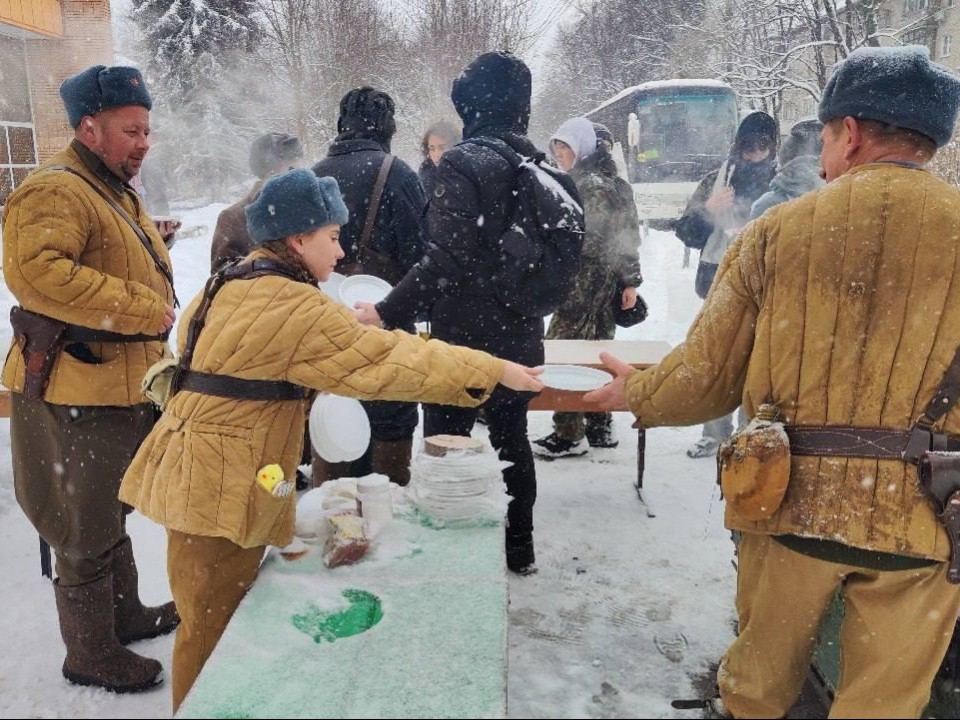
[904, 418, 934, 464]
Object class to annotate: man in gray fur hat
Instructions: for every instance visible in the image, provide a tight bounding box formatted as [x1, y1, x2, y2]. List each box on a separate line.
[587, 45, 960, 718]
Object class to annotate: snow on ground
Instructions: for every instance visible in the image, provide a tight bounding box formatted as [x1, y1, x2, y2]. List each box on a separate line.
[0, 209, 735, 718]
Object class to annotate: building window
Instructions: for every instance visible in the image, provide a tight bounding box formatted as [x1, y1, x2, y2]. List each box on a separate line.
[944, 35, 954, 57]
[902, 27, 934, 51]
[0, 35, 37, 206]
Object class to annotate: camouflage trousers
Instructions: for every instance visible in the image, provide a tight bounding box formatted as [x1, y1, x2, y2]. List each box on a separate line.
[546, 261, 617, 442]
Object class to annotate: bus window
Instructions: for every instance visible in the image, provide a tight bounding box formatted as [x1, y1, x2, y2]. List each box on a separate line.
[634, 94, 738, 181]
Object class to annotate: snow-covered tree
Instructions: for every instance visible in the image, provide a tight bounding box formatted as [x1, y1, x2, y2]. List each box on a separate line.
[128, 0, 266, 200]
[684, 0, 903, 119]
[131, 0, 260, 96]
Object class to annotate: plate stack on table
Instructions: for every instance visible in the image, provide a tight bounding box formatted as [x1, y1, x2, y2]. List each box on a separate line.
[409, 436, 509, 526]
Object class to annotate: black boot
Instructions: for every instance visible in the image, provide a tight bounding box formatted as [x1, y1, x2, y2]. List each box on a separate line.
[111, 537, 180, 644]
[506, 532, 537, 576]
[54, 577, 164, 693]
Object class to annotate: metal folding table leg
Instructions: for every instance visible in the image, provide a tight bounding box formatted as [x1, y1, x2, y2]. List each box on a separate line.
[635, 428, 655, 517]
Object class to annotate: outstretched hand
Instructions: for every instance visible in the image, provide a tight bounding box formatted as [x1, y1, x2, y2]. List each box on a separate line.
[499, 362, 544, 392]
[583, 352, 634, 411]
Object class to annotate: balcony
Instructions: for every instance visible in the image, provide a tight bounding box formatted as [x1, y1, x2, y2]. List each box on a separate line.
[0, 0, 63, 39]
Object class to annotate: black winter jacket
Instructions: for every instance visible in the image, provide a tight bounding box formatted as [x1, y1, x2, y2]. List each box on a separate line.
[418, 158, 440, 199]
[312, 138, 428, 275]
[377, 131, 548, 340]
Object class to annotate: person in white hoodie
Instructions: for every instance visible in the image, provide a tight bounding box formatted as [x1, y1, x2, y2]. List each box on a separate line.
[535, 118, 642, 458]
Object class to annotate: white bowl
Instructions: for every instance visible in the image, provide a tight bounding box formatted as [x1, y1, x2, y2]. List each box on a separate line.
[319, 272, 346, 303]
[309, 394, 371, 462]
[338, 274, 393, 308]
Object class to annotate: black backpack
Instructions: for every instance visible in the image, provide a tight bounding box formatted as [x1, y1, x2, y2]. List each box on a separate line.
[464, 137, 584, 318]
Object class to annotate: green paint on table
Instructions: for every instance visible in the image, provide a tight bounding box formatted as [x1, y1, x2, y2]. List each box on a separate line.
[291, 589, 383, 643]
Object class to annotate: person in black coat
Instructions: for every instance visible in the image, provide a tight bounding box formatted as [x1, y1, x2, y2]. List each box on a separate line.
[311, 87, 428, 487]
[313, 87, 428, 283]
[418, 120, 461, 198]
[355, 51, 549, 575]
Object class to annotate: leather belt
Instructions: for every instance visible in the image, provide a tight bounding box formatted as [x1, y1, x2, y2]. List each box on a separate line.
[786, 425, 960, 462]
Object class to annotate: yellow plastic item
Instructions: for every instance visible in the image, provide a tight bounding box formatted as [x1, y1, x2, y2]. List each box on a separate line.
[257, 464, 285, 494]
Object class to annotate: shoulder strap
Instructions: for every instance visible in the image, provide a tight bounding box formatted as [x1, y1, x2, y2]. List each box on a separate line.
[359, 155, 395, 255]
[923, 345, 960, 425]
[462, 137, 523, 170]
[172, 258, 311, 398]
[46, 165, 179, 308]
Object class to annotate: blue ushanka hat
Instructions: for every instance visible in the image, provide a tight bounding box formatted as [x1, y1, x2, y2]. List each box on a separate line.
[59, 65, 153, 128]
[818, 45, 960, 148]
[245, 169, 349, 243]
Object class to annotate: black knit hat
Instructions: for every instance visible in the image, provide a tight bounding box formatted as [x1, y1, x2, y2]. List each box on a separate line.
[249, 132, 304, 179]
[734, 111, 779, 155]
[592, 122, 614, 147]
[451, 52, 531, 137]
[336, 87, 397, 146]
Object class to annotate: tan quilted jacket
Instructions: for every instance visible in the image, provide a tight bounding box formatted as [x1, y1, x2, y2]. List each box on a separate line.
[120, 248, 504, 548]
[628, 163, 960, 560]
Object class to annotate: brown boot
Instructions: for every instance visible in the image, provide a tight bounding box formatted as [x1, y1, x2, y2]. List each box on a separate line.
[112, 537, 180, 644]
[311, 447, 371, 487]
[371, 438, 413, 486]
[54, 576, 163, 693]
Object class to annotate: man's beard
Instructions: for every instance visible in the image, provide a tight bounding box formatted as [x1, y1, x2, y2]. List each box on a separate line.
[118, 157, 142, 181]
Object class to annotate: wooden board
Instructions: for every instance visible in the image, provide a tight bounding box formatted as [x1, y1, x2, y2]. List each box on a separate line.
[543, 339, 671, 369]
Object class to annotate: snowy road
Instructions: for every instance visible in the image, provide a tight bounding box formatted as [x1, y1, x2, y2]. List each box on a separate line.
[0, 210, 737, 718]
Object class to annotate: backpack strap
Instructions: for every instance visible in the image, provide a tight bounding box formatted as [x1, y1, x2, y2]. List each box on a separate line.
[461, 136, 551, 172]
[359, 155, 395, 258]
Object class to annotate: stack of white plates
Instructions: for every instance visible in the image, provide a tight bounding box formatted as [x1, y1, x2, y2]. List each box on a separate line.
[309, 394, 371, 462]
[338, 274, 393, 308]
[410, 451, 507, 522]
[319, 272, 346, 303]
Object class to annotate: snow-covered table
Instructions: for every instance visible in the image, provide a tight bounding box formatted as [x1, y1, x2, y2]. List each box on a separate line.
[529, 339, 671, 516]
[176, 512, 507, 719]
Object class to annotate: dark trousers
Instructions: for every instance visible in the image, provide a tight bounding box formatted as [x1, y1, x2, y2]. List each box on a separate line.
[362, 399, 419, 442]
[424, 331, 543, 569]
[11, 394, 156, 586]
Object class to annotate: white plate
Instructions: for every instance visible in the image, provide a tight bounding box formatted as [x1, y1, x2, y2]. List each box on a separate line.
[338, 274, 392, 308]
[539, 365, 613, 392]
[319, 272, 346, 303]
[309, 395, 371, 462]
